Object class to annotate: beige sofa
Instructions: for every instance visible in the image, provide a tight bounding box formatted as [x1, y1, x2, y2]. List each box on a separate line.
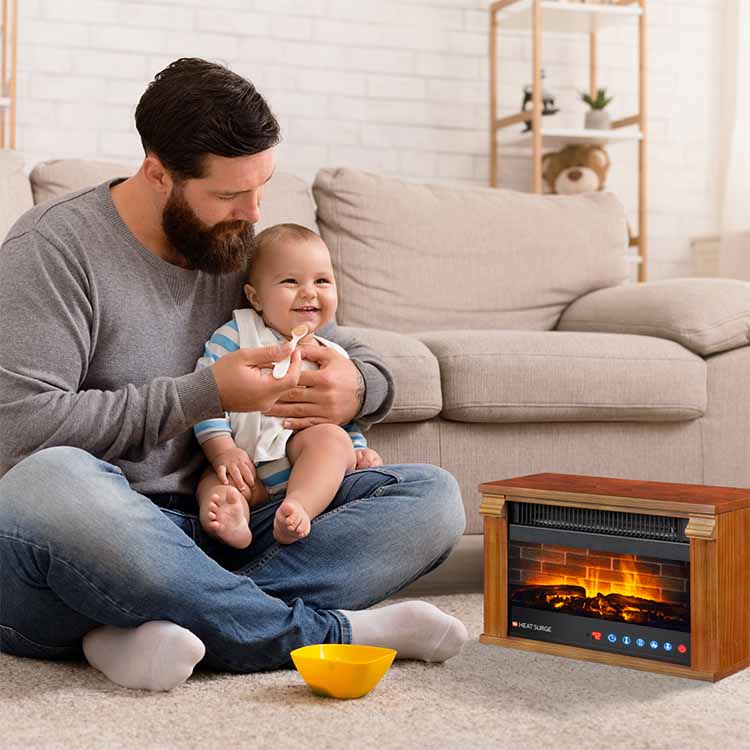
[3, 152, 750, 594]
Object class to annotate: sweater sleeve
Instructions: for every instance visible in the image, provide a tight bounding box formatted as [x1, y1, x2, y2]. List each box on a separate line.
[193, 319, 237, 445]
[0, 229, 222, 468]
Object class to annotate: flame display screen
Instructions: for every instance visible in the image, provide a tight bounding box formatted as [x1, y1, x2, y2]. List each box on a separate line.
[509, 541, 690, 632]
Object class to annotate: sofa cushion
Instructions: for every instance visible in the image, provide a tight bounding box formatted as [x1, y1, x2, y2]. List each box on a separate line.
[0, 151, 34, 240]
[30, 160, 318, 233]
[557, 278, 750, 356]
[338, 326, 442, 422]
[415, 330, 706, 423]
[313, 168, 628, 334]
[30, 159, 132, 204]
[255, 172, 318, 233]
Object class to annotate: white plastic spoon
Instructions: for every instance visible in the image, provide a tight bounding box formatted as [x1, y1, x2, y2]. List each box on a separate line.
[272, 325, 308, 379]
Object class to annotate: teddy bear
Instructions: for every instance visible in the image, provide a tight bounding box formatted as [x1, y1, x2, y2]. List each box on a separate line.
[541, 144, 610, 195]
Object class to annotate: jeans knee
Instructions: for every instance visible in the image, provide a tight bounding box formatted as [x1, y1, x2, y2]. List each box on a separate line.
[398, 463, 465, 550]
[0, 447, 125, 538]
[428, 465, 466, 545]
[2, 446, 102, 486]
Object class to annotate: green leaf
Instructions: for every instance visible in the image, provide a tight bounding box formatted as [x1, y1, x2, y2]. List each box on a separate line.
[581, 87, 613, 109]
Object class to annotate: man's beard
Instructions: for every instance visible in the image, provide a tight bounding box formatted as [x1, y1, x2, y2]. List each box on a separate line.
[161, 185, 255, 274]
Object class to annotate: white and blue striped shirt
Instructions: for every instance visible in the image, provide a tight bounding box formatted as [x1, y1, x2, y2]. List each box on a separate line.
[194, 318, 368, 495]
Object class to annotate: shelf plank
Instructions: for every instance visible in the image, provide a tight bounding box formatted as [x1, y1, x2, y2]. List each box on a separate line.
[500, 126, 642, 149]
[538, 127, 643, 145]
[496, 0, 641, 34]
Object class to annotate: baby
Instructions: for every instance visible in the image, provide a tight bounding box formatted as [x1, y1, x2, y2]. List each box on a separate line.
[193, 223, 383, 549]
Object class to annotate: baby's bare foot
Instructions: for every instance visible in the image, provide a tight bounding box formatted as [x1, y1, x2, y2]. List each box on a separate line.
[273, 497, 311, 545]
[201, 488, 252, 549]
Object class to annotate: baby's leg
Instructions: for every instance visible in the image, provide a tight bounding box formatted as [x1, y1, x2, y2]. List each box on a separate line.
[196, 467, 252, 549]
[273, 425, 356, 545]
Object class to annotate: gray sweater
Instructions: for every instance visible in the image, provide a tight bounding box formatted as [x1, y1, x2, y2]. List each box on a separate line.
[0, 180, 394, 495]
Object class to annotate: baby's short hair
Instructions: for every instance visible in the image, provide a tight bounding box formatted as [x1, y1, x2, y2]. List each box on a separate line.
[249, 223, 322, 281]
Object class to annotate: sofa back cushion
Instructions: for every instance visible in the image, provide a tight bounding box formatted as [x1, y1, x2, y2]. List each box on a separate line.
[0, 151, 34, 241]
[254, 172, 318, 233]
[29, 159, 317, 233]
[30, 159, 134, 204]
[313, 168, 629, 333]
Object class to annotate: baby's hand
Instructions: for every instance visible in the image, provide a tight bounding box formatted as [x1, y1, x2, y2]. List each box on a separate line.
[355, 448, 384, 470]
[212, 446, 257, 499]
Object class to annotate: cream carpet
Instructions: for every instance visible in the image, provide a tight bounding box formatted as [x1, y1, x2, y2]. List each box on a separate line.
[3, 592, 750, 750]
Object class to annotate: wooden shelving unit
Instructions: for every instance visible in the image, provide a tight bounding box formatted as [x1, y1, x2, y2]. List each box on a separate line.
[489, 0, 648, 280]
[0, 0, 18, 150]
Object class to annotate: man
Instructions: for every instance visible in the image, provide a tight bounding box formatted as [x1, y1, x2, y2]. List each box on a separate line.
[0, 58, 467, 691]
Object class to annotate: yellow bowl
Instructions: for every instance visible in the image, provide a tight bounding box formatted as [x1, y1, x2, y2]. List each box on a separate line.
[290, 644, 397, 699]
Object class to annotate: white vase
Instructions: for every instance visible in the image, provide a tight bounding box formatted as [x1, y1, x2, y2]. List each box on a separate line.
[585, 110, 611, 130]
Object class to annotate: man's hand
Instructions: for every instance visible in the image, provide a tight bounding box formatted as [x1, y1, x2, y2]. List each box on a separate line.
[212, 341, 302, 413]
[355, 448, 383, 470]
[263, 345, 365, 431]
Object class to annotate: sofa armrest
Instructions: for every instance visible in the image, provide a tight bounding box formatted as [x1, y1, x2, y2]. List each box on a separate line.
[337, 326, 442, 423]
[557, 278, 750, 356]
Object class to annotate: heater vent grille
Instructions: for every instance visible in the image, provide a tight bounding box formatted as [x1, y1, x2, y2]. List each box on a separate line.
[509, 502, 689, 543]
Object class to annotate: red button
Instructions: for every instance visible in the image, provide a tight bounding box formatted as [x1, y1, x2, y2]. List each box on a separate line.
[677, 644, 687, 654]
[591, 631, 602, 641]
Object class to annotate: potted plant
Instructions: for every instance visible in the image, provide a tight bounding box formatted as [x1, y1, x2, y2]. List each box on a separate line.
[581, 87, 613, 130]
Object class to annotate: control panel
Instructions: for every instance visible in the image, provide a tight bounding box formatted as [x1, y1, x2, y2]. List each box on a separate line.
[509, 605, 691, 666]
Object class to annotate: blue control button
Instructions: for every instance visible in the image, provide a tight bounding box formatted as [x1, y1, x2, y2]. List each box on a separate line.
[635, 638, 645, 648]
[664, 642, 673, 652]
[650, 640, 659, 650]
[621, 636, 632, 646]
[607, 633, 617, 643]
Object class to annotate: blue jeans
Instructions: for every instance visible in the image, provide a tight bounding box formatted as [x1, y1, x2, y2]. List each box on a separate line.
[0, 447, 465, 672]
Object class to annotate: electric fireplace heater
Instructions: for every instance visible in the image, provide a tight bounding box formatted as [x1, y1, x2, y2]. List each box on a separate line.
[479, 474, 750, 682]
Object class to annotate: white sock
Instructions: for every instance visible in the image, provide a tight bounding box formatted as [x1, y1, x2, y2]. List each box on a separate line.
[340, 601, 469, 662]
[82, 621, 206, 692]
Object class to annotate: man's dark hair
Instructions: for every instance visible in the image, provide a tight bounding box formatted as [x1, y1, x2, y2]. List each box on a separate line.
[135, 57, 280, 181]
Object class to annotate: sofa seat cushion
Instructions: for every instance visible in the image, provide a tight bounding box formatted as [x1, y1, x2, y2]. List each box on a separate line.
[338, 326, 442, 423]
[415, 330, 706, 423]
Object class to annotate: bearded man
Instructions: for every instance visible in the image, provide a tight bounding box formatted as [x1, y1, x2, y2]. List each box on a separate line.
[0, 58, 467, 691]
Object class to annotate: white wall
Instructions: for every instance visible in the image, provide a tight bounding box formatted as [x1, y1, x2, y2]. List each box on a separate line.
[17, 0, 725, 280]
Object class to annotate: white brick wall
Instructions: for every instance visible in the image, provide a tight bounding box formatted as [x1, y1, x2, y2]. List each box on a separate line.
[15, 0, 724, 280]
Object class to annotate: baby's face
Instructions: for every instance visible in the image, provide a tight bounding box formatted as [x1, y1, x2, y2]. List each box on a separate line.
[244, 235, 338, 338]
